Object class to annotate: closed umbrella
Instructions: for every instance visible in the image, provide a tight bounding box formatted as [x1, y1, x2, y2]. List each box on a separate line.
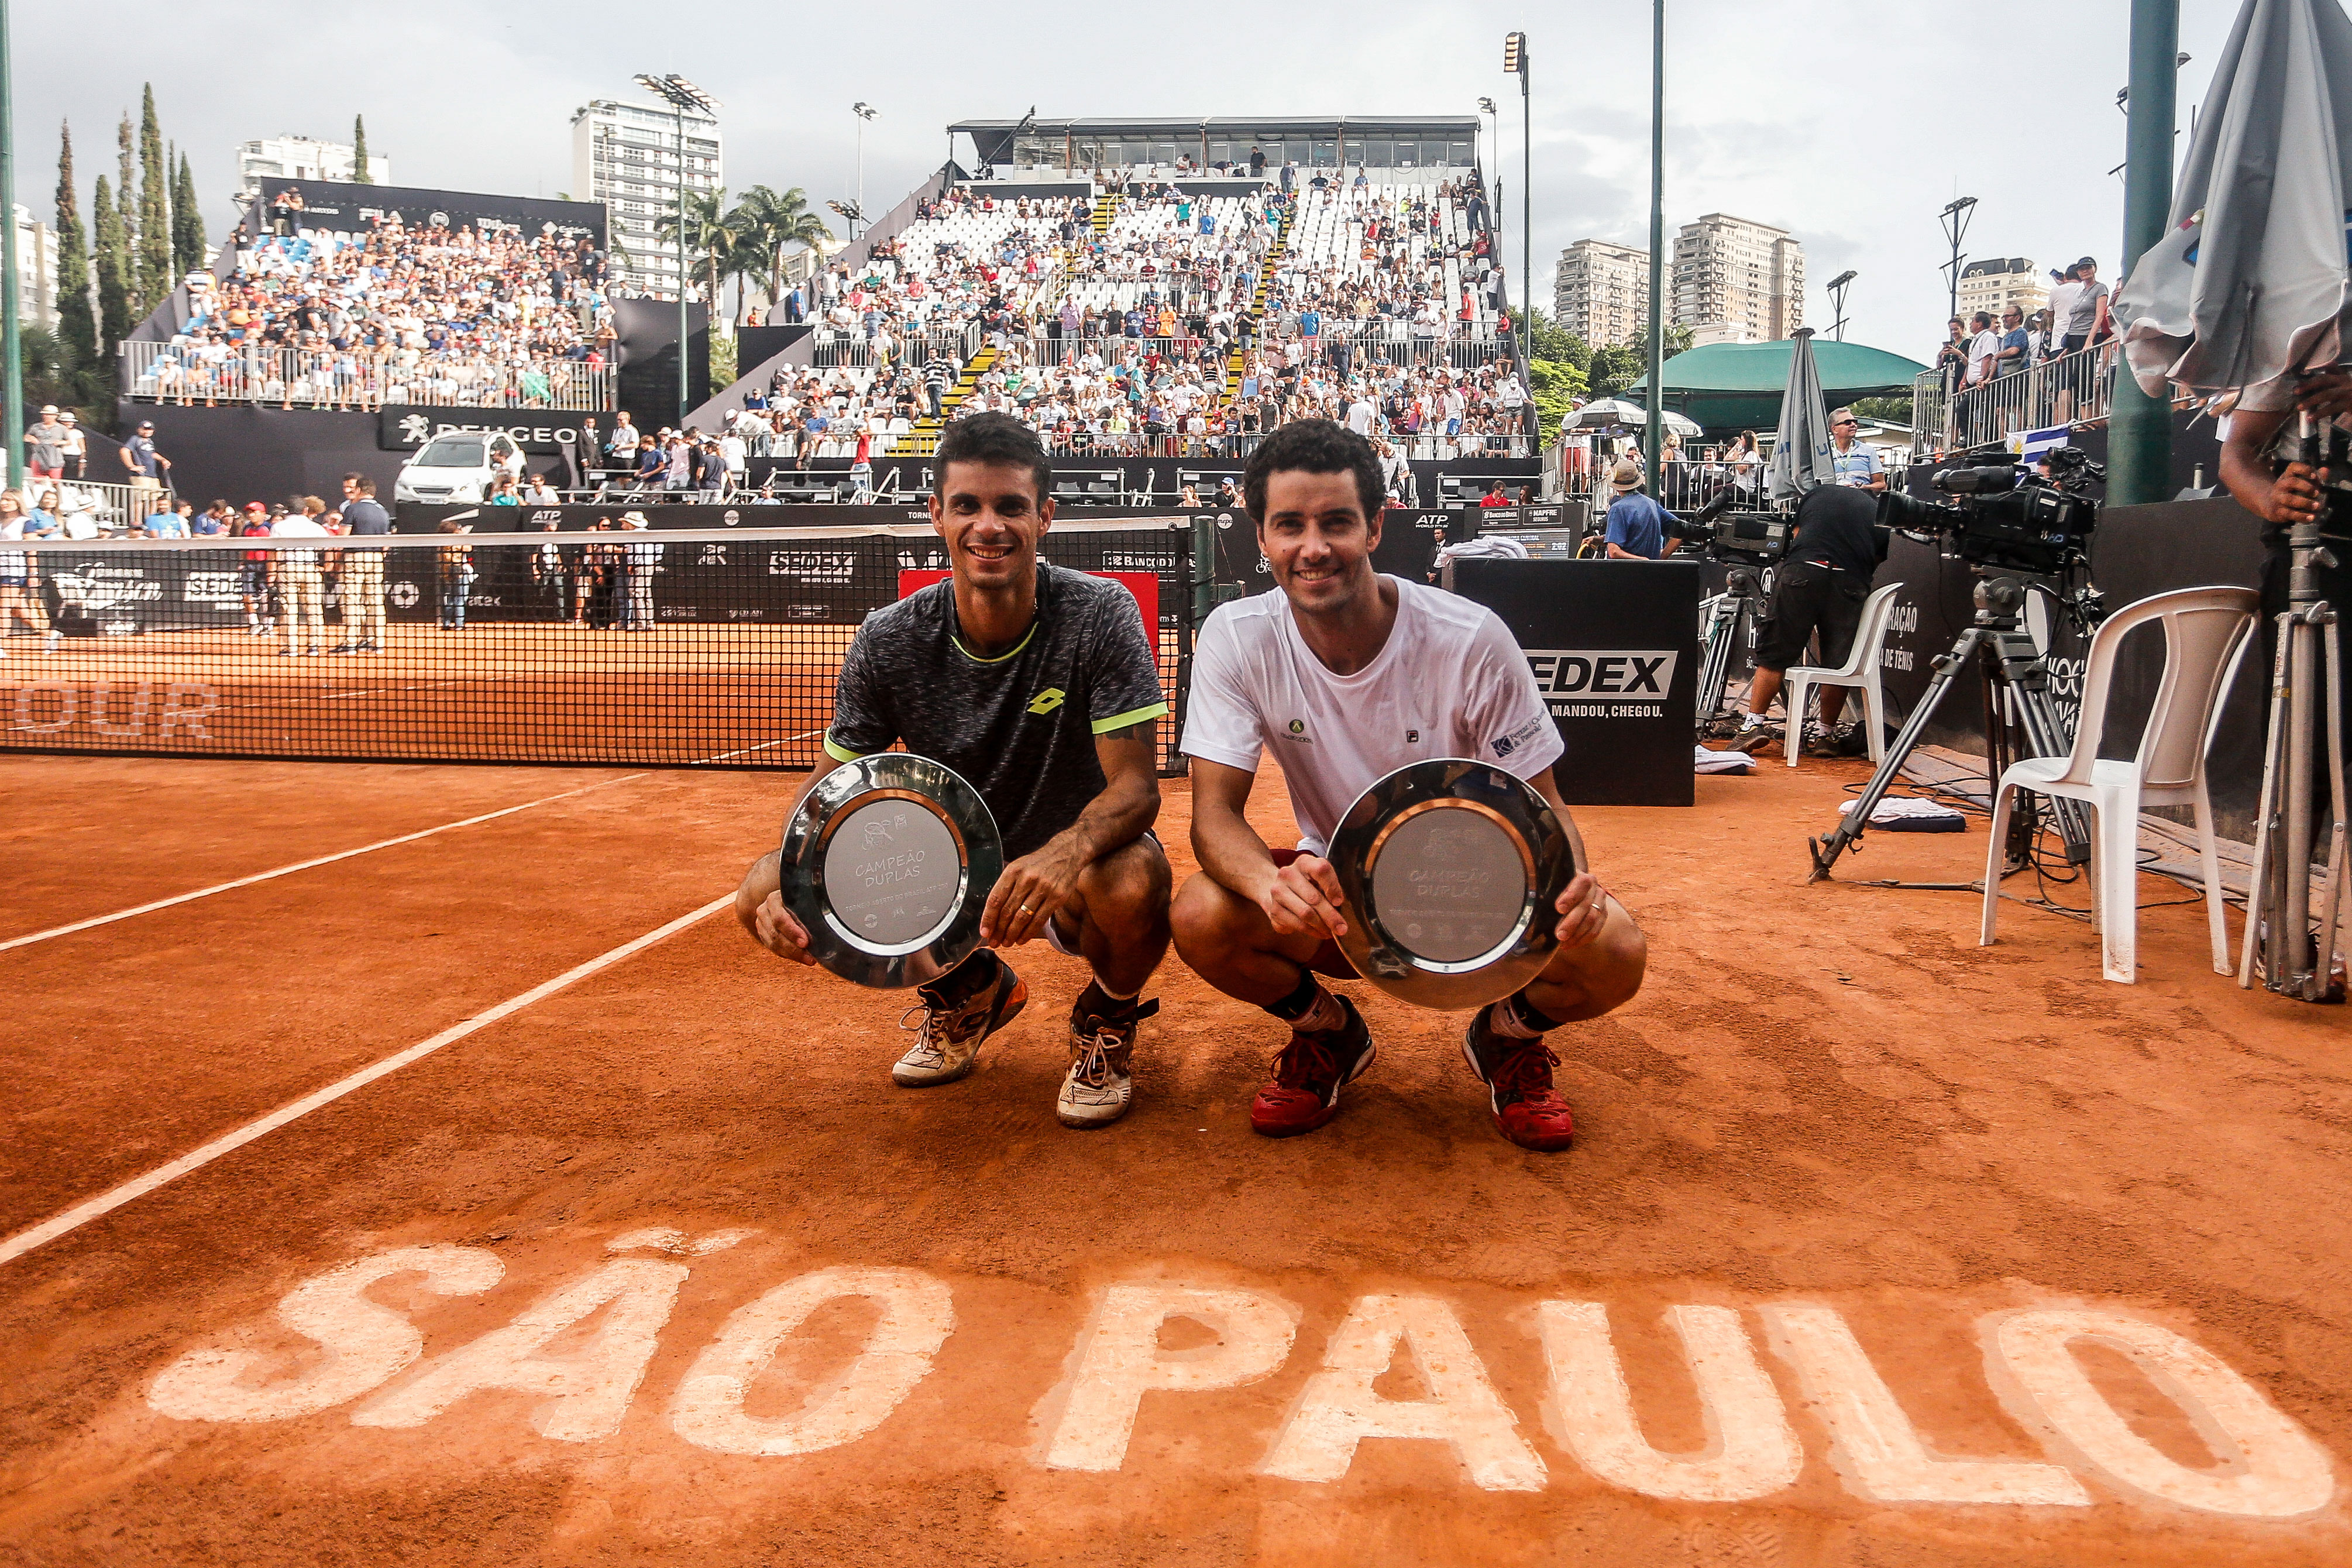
[2113, 0, 2352, 396]
[1768, 326, 1838, 502]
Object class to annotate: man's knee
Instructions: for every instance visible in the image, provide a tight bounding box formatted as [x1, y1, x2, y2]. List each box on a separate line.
[1170, 869, 1252, 964]
[1075, 837, 1172, 937]
[1543, 905, 1648, 1019]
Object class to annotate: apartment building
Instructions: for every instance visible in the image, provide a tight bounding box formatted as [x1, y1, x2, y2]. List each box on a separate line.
[571, 98, 724, 301]
[235, 136, 390, 202]
[1670, 214, 1804, 345]
[1955, 256, 2048, 325]
[1553, 238, 1650, 347]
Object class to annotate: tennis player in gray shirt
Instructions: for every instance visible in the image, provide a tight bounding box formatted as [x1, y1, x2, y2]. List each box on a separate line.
[736, 414, 1172, 1129]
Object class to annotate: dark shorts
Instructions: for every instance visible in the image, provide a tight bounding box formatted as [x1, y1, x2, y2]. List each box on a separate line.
[240, 562, 269, 594]
[1754, 559, 1867, 673]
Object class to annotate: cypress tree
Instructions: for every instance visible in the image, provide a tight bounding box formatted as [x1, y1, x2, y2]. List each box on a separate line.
[93, 174, 130, 352]
[115, 114, 137, 317]
[54, 121, 95, 368]
[352, 115, 373, 183]
[137, 85, 170, 302]
[172, 150, 205, 275]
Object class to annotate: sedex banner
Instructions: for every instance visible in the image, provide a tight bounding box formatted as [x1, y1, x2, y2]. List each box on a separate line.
[1449, 558, 1700, 807]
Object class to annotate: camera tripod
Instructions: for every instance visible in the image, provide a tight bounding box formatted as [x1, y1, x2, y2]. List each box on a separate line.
[1694, 563, 1767, 739]
[2238, 510, 2348, 1001]
[1807, 572, 2093, 885]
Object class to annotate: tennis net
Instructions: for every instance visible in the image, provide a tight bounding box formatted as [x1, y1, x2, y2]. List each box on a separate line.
[0, 520, 1196, 772]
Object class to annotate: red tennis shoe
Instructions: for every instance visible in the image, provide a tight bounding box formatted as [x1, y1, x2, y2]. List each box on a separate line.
[1250, 994, 1377, 1138]
[1462, 1004, 1576, 1152]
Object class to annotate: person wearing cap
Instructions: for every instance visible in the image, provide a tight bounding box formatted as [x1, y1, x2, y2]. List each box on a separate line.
[54, 411, 85, 480]
[2057, 257, 2112, 422]
[25, 406, 67, 483]
[121, 419, 170, 508]
[1600, 459, 1673, 561]
[237, 503, 276, 635]
[617, 512, 662, 631]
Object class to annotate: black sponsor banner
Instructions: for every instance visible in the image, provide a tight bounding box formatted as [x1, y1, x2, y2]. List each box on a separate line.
[253, 179, 606, 246]
[1450, 558, 1701, 807]
[30, 546, 280, 636]
[380, 408, 596, 455]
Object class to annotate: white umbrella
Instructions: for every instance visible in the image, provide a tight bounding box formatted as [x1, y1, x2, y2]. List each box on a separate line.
[1769, 327, 1838, 501]
[2114, 0, 2352, 396]
[1572, 398, 1699, 436]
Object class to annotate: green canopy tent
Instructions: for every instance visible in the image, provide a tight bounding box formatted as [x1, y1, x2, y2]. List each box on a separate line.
[1624, 339, 1930, 438]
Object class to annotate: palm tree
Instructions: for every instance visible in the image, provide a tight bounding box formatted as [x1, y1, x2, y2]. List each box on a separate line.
[725, 185, 833, 322]
[654, 188, 748, 329]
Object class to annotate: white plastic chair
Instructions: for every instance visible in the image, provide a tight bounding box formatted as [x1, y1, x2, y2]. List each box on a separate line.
[1783, 580, 1905, 766]
[1979, 586, 2258, 984]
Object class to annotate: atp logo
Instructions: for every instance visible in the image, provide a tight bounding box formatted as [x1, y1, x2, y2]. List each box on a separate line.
[1027, 688, 1067, 716]
[397, 414, 432, 445]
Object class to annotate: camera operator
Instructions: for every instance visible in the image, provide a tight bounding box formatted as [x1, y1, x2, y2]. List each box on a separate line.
[2219, 369, 2352, 835]
[1730, 481, 1887, 757]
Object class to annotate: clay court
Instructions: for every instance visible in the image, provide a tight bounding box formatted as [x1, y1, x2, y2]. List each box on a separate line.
[0, 747, 2346, 1567]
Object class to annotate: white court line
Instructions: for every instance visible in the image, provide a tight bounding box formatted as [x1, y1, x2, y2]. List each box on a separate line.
[0, 893, 734, 1269]
[0, 773, 650, 953]
[698, 726, 827, 765]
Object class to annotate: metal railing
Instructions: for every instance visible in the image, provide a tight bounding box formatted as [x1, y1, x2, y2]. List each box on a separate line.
[119, 342, 615, 412]
[1911, 342, 2123, 459]
[9, 477, 171, 536]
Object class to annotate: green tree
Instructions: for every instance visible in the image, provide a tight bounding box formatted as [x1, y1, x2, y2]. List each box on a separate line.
[352, 115, 373, 183]
[136, 85, 170, 305]
[20, 324, 106, 424]
[171, 150, 205, 276]
[1849, 394, 1910, 425]
[92, 174, 131, 352]
[725, 184, 832, 321]
[1523, 307, 1591, 372]
[54, 121, 95, 369]
[115, 114, 137, 318]
[1528, 357, 1588, 436]
[654, 187, 748, 325]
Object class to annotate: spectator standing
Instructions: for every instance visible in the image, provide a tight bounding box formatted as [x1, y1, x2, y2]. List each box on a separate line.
[121, 419, 170, 507]
[271, 498, 332, 656]
[57, 411, 87, 479]
[2059, 257, 2110, 354]
[619, 511, 662, 631]
[436, 521, 477, 631]
[1601, 461, 1671, 560]
[720, 424, 749, 495]
[607, 412, 640, 468]
[25, 405, 66, 482]
[850, 428, 875, 502]
[332, 473, 391, 654]
[238, 503, 276, 635]
[531, 517, 576, 625]
[923, 350, 954, 418]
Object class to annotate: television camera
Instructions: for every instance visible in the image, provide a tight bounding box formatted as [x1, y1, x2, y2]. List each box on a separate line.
[1808, 446, 2110, 885]
[1876, 443, 2104, 578]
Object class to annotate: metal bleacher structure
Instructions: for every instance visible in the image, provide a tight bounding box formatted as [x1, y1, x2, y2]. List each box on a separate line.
[687, 112, 1543, 508]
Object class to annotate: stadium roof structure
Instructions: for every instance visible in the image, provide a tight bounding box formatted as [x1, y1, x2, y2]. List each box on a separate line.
[950, 115, 1479, 168]
[1624, 339, 1931, 434]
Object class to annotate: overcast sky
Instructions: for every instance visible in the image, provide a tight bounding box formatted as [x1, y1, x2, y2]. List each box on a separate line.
[26, 1, 2252, 363]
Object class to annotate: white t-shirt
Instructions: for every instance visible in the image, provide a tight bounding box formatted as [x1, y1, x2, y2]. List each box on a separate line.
[1969, 329, 2001, 383]
[1181, 577, 1564, 855]
[271, 514, 330, 566]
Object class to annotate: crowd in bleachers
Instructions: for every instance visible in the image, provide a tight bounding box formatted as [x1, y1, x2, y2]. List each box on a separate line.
[124, 218, 616, 411]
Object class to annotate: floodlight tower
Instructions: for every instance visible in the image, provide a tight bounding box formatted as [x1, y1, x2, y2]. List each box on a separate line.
[852, 102, 877, 240]
[1502, 35, 1529, 377]
[1826, 269, 1857, 342]
[634, 73, 721, 423]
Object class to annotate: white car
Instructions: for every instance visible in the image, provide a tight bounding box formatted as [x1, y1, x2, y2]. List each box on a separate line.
[394, 431, 525, 504]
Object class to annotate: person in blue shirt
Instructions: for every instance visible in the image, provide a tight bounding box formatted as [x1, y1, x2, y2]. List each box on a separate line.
[145, 501, 190, 538]
[1827, 408, 1886, 493]
[1601, 461, 1673, 559]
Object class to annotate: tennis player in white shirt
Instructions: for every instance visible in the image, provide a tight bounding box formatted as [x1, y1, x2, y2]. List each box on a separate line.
[1172, 421, 1647, 1151]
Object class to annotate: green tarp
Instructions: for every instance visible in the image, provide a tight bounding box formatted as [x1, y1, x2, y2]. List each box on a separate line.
[1624, 339, 1930, 436]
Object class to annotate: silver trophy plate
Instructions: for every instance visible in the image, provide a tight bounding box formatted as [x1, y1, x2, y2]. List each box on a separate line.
[780, 754, 1003, 989]
[1329, 758, 1580, 1009]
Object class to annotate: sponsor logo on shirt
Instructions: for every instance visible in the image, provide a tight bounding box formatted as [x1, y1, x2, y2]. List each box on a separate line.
[1524, 650, 1679, 697]
[1027, 687, 1067, 716]
[1405, 728, 1420, 744]
[1491, 716, 1546, 759]
[1284, 718, 1312, 744]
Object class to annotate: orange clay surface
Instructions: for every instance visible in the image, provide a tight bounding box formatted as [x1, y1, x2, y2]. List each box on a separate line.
[1, 749, 2347, 1567]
